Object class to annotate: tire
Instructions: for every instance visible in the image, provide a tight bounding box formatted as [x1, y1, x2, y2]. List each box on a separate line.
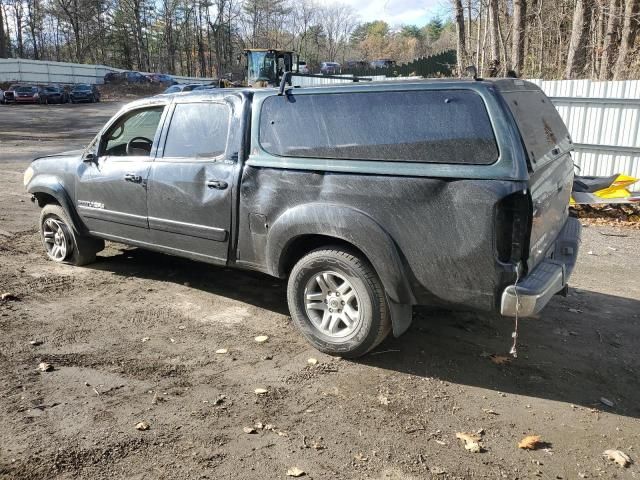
[39, 204, 104, 266]
[287, 247, 391, 358]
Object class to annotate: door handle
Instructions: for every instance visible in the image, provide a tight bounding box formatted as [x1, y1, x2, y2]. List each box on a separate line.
[124, 173, 142, 183]
[206, 180, 228, 190]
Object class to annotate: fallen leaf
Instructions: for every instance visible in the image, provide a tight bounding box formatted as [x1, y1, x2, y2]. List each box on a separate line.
[135, 421, 150, 431]
[264, 423, 275, 430]
[29, 340, 42, 346]
[377, 394, 390, 405]
[254, 388, 268, 395]
[603, 449, 631, 468]
[254, 422, 264, 430]
[354, 453, 368, 461]
[568, 308, 582, 314]
[518, 435, 542, 450]
[215, 348, 228, 354]
[243, 426, 257, 434]
[1, 292, 18, 301]
[254, 335, 269, 343]
[169, 338, 176, 343]
[489, 354, 511, 365]
[141, 337, 150, 342]
[277, 431, 289, 437]
[311, 441, 324, 450]
[307, 358, 318, 365]
[482, 408, 499, 415]
[38, 362, 53, 372]
[600, 397, 615, 407]
[456, 432, 482, 453]
[286, 467, 305, 477]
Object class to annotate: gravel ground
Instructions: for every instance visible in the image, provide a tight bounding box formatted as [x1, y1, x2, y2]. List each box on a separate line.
[0, 101, 639, 480]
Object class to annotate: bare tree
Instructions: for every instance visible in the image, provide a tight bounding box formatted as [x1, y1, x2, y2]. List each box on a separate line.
[565, 0, 594, 78]
[454, 0, 468, 74]
[511, 0, 526, 74]
[613, 0, 639, 78]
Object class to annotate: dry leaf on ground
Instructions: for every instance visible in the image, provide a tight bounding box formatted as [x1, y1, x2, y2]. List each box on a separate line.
[215, 348, 228, 354]
[489, 354, 511, 365]
[518, 435, 542, 450]
[243, 426, 257, 434]
[603, 449, 631, 468]
[286, 466, 306, 477]
[456, 432, 482, 453]
[307, 358, 318, 365]
[254, 388, 268, 395]
[135, 421, 150, 431]
[38, 362, 53, 372]
[254, 335, 269, 343]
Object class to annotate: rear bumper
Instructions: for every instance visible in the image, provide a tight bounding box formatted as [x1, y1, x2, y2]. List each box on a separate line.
[500, 217, 581, 317]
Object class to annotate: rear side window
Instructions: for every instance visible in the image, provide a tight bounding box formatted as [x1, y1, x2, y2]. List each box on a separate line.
[501, 89, 569, 168]
[259, 90, 498, 164]
[164, 103, 230, 158]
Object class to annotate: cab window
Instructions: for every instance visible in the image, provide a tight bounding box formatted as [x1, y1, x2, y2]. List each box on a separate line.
[163, 103, 230, 159]
[102, 107, 164, 157]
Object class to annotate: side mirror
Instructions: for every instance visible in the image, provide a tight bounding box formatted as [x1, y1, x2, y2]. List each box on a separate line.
[82, 152, 97, 163]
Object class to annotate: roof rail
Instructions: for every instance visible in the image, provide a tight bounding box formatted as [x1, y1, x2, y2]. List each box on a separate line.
[278, 71, 372, 96]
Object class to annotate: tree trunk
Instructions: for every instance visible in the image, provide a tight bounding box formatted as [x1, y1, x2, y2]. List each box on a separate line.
[489, 0, 500, 69]
[613, 0, 640, 79]
[512, 0, 526, 74]
[453, 0, 468, 75]
[0, 4, 7, 58]
[565, 0, 594, 78]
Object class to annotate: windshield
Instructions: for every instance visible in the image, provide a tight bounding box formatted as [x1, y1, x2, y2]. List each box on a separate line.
[17, 86, 35, 93]
[247, 51, 277, 85]
[75, 85, 91, 91]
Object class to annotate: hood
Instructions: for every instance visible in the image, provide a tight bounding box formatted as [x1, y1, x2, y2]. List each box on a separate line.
[32, 150, 84, 162]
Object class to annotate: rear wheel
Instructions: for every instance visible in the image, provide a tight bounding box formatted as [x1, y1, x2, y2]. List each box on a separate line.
[287, 248, 391, 358]
[39, 204, 103, 266]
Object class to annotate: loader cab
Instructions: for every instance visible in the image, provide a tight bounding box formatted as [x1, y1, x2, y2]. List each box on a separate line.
[245, 49, 298, 87]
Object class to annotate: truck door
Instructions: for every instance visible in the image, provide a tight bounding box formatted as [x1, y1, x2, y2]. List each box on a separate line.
[146, 99, 239, 263]
[76, 105, 166, 242]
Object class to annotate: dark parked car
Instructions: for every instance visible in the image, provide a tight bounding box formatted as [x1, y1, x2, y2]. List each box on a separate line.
[147, 73, 176, 85]
[344, 60, 368, 70]
[162, 84, 204, 94]
[370, 59, 396, 69]
[24, 79, 580, 358]
[43, 85, 69, 104]
[2, 84, 21, 103]
[124, 71, 151, 83]
[70, 84, 100, 103]
[320, 62, 341, 75]
[104, 71, 124, 83]
[15, 85, 46, 104]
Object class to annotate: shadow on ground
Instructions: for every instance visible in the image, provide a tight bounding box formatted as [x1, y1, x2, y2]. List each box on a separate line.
[90, 246, 640, 418]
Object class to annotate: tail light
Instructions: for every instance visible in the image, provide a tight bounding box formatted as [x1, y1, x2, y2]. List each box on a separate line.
[496, 190, 531, 264]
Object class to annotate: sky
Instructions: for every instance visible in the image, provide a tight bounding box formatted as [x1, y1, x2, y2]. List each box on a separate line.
[317, 0, 448, 27]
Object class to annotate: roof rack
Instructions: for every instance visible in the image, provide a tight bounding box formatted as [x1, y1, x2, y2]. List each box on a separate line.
[278, 71, 372, 96]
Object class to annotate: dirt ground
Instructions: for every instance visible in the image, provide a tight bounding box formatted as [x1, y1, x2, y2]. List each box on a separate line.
[1, 101, 639, 480]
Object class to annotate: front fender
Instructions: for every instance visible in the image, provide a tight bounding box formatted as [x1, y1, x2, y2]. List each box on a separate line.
[266, 203, 415, 336]
[27, 175, 85, 234]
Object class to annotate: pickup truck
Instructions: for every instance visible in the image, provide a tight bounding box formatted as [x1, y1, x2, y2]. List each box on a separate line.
[24, 78, 580, 357]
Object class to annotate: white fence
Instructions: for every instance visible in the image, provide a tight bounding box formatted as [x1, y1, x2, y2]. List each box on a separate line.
[0, 58, 216, 85]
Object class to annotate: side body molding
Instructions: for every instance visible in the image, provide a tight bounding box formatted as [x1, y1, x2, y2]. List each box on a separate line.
[27, 175, 85, 233]
[265, 203, 415, 337]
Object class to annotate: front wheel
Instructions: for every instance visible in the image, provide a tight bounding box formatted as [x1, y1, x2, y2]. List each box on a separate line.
[287, 248, 391, 358]
[39, 204, 104, 266]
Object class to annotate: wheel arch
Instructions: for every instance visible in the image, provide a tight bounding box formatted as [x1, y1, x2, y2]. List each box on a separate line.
[266, 204, 415, 337]
[27, 178, 86, 234]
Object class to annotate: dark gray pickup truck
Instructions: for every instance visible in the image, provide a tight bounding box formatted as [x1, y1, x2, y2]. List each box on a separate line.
[24, 78, 580, 357]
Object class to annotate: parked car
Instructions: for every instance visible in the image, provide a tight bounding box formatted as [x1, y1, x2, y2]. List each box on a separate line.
[344, 60, 368, 70]
[297, 61, 310, 74]
[24, 79, 580, 358]
[0, 88, 4, 104]
[2, 84, 21, 103]
[124, 71, 151, 83]
[70, 84, 100, 103]
[15, 85, 46, 104]
[320, 62, 341, 75]
[42, 85, 69, 104]
[146, 73, 176, 85]
[162, 84, 204, 94]
[370, 59, 396, 69]
[104, 71, 125, 83]
[192, 84, 219, 91]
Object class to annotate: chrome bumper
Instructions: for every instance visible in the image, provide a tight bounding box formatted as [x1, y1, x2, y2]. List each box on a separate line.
[501, 217, 581, 317]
